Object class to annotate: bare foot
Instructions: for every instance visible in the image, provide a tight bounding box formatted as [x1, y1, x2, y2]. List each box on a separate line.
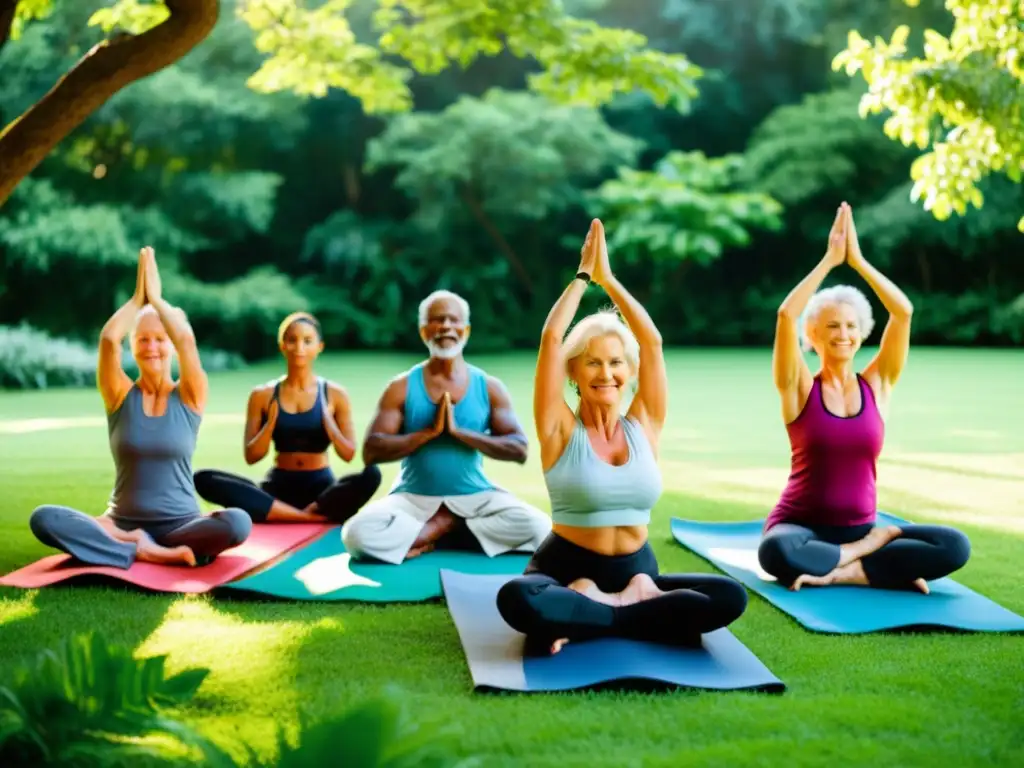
[791, 560, 869, 591]
[567, 577, 621, 606]
[618, 574, 665, 606]
[912, 578, 930, 594]
[551, 638, 569, 654]
[405, 542, 436, 560]
[136, 540, 196, 567]
[840, 525, 901, 565]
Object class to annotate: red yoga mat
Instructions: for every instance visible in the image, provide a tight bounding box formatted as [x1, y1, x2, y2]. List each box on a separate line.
[0, 523, 332, 594]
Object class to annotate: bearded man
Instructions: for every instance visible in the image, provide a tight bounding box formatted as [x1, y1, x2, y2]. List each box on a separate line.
[342, 290, 551, 563]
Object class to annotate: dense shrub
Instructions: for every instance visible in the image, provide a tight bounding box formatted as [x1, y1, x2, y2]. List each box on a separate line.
[0, 324, 245, 390]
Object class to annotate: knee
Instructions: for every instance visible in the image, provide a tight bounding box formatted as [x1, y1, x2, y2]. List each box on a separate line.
[360, 464, 383, 492]
[193, 469, 216, 497]
[29, 504, 65, 538]
[218, 508, 252, 546]
[939, 527, 971, 572]
[496, 578, 537, 632]
[716, 578, 749, 626]
[341, 515, 371, 557]
[757, 536, 789, 580]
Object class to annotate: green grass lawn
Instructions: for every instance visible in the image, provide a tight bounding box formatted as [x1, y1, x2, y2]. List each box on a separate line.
[1, 348, 1022, 766]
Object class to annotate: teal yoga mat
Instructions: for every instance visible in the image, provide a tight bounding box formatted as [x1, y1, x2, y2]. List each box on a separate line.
[219, 529, 531, 602]
[670, 512, 1024, 634]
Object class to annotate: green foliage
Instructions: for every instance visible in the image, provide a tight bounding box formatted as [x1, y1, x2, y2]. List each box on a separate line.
[741, 88, 915, 209]
[0, 323, 244, 390]
[0, 631, 215, 766]
[235, 690, 473, 767]
[88, 0, 170, 35]
[163, 267, 311, 359]
[833, 1, 1024, 230]
[237, 0, 702, 112]
[0, 324, 98, 389]
[9, 0, 55, 40]
[367, 89, 642, 227]
[588, 151, 784, 266]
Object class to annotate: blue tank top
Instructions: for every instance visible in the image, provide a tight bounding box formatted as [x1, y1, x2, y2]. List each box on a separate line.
[544, 416, 662, 528]
[107, 385, 202, 523]
[390, 363, 496, 497]
[270, 378, 332, 454]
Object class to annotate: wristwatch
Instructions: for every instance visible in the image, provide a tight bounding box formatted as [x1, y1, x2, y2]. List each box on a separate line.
[575, 272, 591, 284]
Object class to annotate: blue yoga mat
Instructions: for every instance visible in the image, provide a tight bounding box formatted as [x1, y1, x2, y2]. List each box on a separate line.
[220, 530, 531, 602]
[441, 569, 785, 693]
[670, 512, 1024, 634]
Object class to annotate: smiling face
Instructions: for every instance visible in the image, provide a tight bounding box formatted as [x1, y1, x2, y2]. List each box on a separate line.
[808, 301, 862, 362]
[570, 333, 633, 408]
[132, 311, 174, 376]
[420, 297, 469, 360]
[279, 319, 323, 368]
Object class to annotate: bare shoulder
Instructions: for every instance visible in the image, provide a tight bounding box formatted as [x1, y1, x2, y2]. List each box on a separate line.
[248, 379, 278, 405]
[378, 372, 410, 407]
[324, 379, 352, 406]
[484, 374, 512, 402]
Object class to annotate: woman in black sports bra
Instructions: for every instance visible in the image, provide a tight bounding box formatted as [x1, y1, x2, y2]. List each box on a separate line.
[194, 312, 381, 523]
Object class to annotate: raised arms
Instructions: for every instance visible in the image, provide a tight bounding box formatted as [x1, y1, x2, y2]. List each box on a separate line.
[773, 205, 848, 419]
[142, 248, 208, 413]
[535, 221, 598, 466]
[362, 377, 442, 465]
[593, 223, 668, 446]
[846, 208, 913, 394]
[97, 252, 146, 413]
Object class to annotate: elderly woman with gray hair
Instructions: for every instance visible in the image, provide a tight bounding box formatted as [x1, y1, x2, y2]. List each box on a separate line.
[758, 202, 970, 592]
[496, 219, 748, 655]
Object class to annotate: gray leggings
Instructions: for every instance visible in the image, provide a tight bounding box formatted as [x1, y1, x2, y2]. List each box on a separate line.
[29, 504, 252, 569]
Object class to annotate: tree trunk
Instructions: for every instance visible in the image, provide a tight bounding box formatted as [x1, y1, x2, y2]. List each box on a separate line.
[0, 0, 219, 206]
[459, 187, 534, 295]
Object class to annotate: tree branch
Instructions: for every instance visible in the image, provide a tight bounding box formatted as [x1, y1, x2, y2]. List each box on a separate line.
[0, 0, 219, 206]
[458, 186, 533, 296]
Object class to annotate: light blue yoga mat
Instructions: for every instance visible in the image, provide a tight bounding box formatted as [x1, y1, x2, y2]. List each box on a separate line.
[670, 512, 1024, 634]
[441, 570, 785, 693]
[220, 530, 531, 602]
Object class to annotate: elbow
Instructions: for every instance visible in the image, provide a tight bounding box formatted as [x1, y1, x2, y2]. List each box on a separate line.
[777, 306, 794, 322]
[361, 439, 379, 466]
[510, 437, 529, 464]
[897, 301, 914, 320]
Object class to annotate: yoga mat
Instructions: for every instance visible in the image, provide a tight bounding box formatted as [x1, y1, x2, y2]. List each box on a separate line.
[670, 512, 1024, 634]
[0, 523, 330, 594]
[441, 570, 785, 693]
[219, 530, 531, 602]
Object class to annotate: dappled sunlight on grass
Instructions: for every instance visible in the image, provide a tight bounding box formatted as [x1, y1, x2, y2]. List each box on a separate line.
[0, 590, 38, 627]
[136, 597, 343, 735]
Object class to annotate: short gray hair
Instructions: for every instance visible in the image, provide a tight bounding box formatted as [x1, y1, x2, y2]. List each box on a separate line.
[418, 290, 470, 327]
[562, 310, 640, 379]
[800, 285, 875, 351]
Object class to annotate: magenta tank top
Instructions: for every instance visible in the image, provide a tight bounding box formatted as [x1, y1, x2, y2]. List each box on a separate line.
[765, 374, 884, 531]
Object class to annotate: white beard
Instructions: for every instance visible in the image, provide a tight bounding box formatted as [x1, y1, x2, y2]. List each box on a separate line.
[426, 336, 467, 360]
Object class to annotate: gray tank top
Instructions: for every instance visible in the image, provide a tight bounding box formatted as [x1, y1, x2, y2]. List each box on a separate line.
[106, 385, 201, 523]
[544, 416, 662, 528]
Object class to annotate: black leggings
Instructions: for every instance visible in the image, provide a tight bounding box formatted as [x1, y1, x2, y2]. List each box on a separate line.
[193, 465, 382, 524]
[496, 533, 748, 649]
[758, 521, 971, 589]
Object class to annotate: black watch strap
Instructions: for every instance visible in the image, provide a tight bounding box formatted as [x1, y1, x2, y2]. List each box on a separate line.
[575, 271, 591, 284]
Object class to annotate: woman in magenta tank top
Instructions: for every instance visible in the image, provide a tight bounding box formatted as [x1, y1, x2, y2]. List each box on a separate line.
[758, 203, 970, 593]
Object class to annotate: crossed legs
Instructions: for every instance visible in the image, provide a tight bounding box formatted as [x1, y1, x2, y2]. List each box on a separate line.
[758, 520, 971, 592]
[496, 533, 748, 655]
